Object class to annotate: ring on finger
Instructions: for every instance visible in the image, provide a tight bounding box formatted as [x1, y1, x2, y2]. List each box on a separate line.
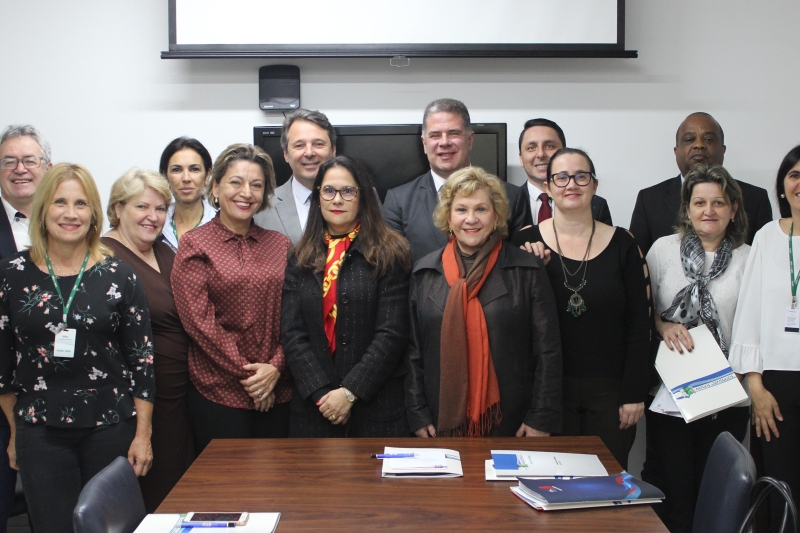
[256, 390, 262, 398]
[330, 414, 337, 421]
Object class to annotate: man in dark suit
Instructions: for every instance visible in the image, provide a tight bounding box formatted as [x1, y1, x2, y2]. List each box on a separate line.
[629, 112, 772, 255]
[517, 118, 612, 227]
[254, 109, 336, 243]
[382, 98, 527, 264]
[0, 124, 51, 532]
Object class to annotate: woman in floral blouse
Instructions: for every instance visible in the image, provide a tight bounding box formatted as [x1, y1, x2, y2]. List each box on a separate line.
[0, 163, 155, 532]
[172, 144, 293, 453]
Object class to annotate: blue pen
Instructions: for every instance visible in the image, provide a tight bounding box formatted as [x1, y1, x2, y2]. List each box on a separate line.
[371, 453, 417, 459]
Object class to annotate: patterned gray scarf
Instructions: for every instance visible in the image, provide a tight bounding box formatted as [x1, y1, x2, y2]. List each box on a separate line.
[661, 230, 733, 355]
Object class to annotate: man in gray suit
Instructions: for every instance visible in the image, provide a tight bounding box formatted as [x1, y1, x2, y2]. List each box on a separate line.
[382, 98, 527, 264]
[254, 109, 336, 243]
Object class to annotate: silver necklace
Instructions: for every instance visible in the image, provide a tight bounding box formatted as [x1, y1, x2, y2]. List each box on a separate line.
[552, 216, 595, 318]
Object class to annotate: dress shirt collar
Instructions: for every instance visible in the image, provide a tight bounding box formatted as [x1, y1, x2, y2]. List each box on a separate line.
[291, 176, 313, 205]
[211, 212, 259, 243]
[430, 170, 447, 193]
[1, 197, 22, 222]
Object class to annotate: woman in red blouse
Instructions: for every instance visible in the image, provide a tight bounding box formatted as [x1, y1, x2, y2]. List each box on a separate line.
[172, 144, 292, 452]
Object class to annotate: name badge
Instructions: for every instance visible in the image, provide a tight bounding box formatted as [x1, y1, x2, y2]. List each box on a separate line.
[785, 307, 800, 334]
[53, 328, 77, 358]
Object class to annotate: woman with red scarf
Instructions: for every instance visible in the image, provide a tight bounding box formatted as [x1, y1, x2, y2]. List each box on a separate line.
[406, 167, 563, 438]
[282, 156, 412, 437]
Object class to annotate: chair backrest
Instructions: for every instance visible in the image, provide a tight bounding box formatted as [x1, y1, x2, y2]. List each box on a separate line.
[73, 456, 147, 533]
[693, 431, 756, 533]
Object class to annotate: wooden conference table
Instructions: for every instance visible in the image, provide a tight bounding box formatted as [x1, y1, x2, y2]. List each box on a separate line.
[157, 437, 667, 532]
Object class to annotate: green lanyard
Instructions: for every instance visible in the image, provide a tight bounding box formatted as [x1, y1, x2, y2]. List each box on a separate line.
[791, 223, 799, 309]
[44, 251, 90, 328]
[171, 212, 202, 242]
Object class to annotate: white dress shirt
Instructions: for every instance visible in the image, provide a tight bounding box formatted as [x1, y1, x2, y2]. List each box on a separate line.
[1, 197, 30, 251]
[430, 170, 447, 194]
[291, 177, 313, 232]
[730, 221, 800, 373]
[526, 181, 551, 224]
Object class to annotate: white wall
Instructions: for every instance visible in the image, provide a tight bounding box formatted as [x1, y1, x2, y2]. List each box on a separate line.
[1, 0, 796, 229]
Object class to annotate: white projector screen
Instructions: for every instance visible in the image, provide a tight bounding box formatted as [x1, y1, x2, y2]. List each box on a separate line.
[163, 0, 635, 59]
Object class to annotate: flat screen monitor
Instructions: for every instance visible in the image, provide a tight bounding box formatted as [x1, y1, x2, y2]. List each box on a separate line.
[253, 123, 507, 202]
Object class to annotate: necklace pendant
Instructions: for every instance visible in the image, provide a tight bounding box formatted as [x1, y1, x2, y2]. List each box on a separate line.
[567, 292, 586, 318]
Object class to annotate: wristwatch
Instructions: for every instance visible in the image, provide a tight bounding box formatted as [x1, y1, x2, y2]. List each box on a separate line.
[342, 387, 357, 403]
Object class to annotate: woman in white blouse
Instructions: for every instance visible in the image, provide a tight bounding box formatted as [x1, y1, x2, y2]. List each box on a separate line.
[644, 164, 750, 533]
[731, 145, 800, 523]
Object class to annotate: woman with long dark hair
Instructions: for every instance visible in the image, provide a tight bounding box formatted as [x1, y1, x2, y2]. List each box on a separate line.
[731, 144, 800, 525]
[282, 156, 411, 436]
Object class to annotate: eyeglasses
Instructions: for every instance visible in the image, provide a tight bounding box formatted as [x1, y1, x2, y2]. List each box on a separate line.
[548, 171, 595, 188]
[0, 156, 46, 171]
[318, 185, 359, 201]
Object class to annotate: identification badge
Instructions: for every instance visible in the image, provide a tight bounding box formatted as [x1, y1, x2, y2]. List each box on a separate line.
[53, 328, 77, 358]
[785, 307, 800, 334]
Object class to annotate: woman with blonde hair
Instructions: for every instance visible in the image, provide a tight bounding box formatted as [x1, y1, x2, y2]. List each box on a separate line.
[103, 168, 194, 512]
[406, 166, 562, 438]
[173, 144, 293, 451]
[0, 163, 155, 531]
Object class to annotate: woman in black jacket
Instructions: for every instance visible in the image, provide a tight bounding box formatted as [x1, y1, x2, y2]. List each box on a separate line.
[406, 166, 563, 438]
[281, 156, 412, 437]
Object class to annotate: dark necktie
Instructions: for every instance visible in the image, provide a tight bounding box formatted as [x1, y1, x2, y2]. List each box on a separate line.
[537, 193, 552, 224]
[14, 212, 25, 221]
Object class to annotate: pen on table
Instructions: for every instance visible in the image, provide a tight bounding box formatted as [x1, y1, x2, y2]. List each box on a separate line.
[180, 523, 235, 528]
[371, 453, 417, 459]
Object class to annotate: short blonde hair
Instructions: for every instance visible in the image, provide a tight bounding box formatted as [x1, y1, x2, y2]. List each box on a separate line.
[29, 163, 112, 263]
[107, 168, 172, 228]
[206, 143, 274, 213]
[433, 166, 509, 238]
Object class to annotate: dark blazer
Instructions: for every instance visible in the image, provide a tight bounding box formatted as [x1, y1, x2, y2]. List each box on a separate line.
[405, 242, 563, 436]
[0, 207, 17, 260]
[281, 239, 410, 437]
[382, 171, 528, 265]
[519, 183, 613, 227]
[629, 175, 772, 256]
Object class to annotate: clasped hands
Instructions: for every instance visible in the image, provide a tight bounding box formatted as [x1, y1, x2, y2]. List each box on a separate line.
[317, 388, 353, 425]
[240, 363, 280, 412]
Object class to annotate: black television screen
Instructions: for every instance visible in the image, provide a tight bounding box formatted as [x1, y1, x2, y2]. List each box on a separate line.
[253, 123, 507, 202]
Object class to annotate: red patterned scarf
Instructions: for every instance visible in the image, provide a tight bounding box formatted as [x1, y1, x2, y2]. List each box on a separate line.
[438, 231, 503, 436]
[322, 223, 360, 355]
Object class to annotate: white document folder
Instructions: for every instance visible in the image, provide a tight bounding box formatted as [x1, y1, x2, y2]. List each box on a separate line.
[655, 324, 747, 422]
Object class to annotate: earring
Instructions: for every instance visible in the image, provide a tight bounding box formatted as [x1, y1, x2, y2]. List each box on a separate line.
[781, 193, 786, 198]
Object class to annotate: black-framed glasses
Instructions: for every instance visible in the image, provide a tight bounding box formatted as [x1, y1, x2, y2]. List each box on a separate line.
[0, 156, 46, 171]
[318, 185, 359, 201]
[548, 171, 595, 188]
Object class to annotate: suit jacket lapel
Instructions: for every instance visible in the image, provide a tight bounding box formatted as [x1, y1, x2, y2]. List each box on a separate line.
[664, 175, 682, 215]
[0, 210, 17, 260]
[419, 172, 448, 250]
[276, 180, 304, 243]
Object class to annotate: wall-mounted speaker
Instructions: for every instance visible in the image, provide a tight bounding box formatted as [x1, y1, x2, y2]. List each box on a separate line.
[259, 65, 300, 111]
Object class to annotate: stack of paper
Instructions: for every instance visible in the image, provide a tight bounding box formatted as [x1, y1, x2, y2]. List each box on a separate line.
[486, 450, 607, 481]
[511, 473, 664, 511]
[653, 324, 747, 422]
[380, 447, 463, 478]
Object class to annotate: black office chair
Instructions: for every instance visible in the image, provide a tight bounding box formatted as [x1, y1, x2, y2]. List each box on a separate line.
[692, 431, 756, 533]
[73, 456, 147, 533]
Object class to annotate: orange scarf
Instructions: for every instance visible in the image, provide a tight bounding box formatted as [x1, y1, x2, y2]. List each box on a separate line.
[438, 232, 502, 436]
[322, 223, 360, 356]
